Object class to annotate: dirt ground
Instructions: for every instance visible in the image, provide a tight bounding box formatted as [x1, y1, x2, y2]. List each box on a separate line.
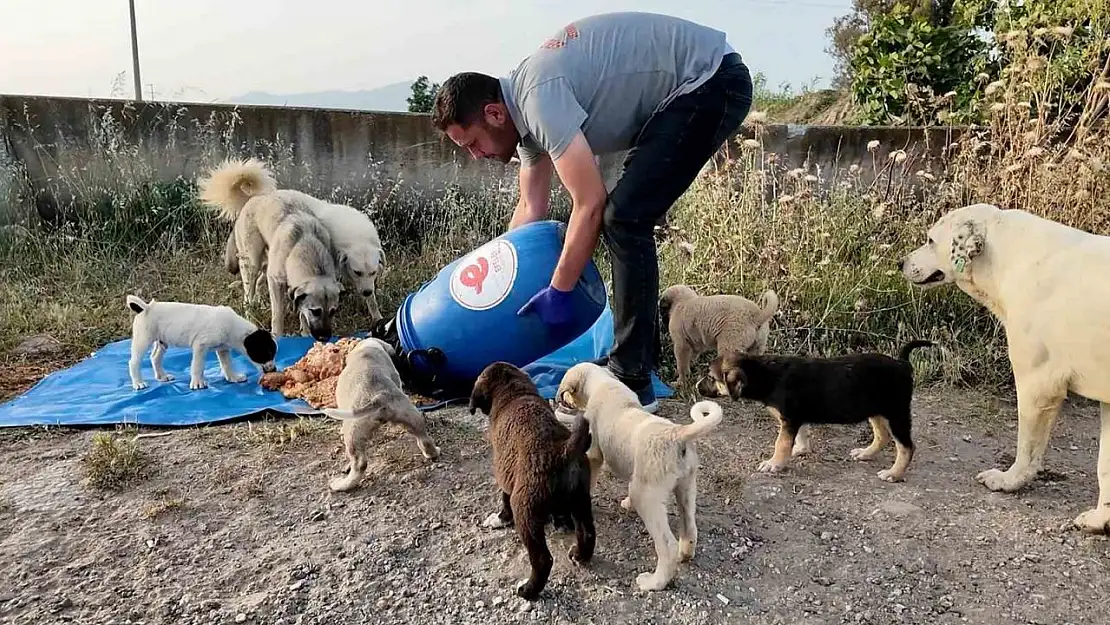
[1, 386, 1107, 625]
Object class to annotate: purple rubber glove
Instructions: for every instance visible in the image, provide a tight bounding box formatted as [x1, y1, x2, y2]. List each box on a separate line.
[517, 285, 574, 326]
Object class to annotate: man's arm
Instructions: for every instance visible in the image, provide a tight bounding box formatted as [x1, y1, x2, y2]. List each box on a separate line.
[507, 154, 554, 230]
[549, 131, 607, 292]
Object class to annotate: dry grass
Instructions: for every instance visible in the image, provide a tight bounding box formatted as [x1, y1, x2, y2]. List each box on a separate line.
[0, 21, 1107, 399]
[82, 430, 149, 490]
[142, 489, 186, 520]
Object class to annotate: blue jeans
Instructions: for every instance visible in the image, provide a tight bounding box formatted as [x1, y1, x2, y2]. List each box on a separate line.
[602, 52, 754, 389]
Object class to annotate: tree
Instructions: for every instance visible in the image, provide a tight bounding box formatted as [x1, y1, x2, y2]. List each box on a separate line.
[846, 1, 998, 125]
[407, 76, 440, 114]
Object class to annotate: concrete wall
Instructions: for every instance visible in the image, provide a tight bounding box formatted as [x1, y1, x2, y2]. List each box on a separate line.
[0, 94, 966, 224]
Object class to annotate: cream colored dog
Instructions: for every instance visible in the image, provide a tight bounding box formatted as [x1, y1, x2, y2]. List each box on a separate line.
[555, 362, 723, 591]
[900, 202, 1110, 534]
[658, 284, 779, 387]
[315, 338, 440, 492]
[225, 198, 386, 321]
[199, 158, 343, 341]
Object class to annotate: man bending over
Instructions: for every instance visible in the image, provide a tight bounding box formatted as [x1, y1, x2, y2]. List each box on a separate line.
[431, 11, 754, 413]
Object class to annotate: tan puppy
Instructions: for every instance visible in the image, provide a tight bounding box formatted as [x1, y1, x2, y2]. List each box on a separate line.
[659, 284, 779, 387]
[316, 338, 440, 492]
[556, 362, 723, 592]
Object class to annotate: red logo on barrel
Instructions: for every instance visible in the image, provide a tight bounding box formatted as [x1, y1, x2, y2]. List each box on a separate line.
[459, 257, 489, 294]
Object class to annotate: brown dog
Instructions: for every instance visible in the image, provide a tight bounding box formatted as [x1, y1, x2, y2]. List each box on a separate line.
[659, 284, 779, 388]
[468, 361, 595, 601]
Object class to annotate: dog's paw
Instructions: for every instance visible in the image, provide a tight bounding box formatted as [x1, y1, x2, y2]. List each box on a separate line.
[678, 539, 695, 562]
[976, 467, 1031, 493]
[791, 443, 811, 457]
[515, 578, 541, 601]
[877, 469, 905, 483]
[757, 459, 787, 474]
[568, 543, 593, 565]
[329, 475, 360, 492]
[225, 373, 247, 384]
[189, 379, 209, 391]
[1073, 506, 1110, 534]
[620, 496, 634, 512]
[482, 512, 511, 529]
[849, 447, 878, 461]
[155, 373, 175, 383]
[635, 572, 668, 592]
[423, 445, 442, 461]
[132, 381, 148, 391]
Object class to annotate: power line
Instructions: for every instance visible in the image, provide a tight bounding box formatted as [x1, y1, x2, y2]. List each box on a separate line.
[739, 0, 852, 10]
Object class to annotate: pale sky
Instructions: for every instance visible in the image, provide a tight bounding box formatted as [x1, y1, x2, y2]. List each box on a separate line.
[1, 0, 851, 103]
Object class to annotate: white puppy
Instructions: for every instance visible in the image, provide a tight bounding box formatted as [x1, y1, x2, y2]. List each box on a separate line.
[316, 338, 440, 492]
[309, 201, 386, 321]
[900, 202, 1110, 534]
[555, 362, 723, 591]
[126, 295, 277, 391]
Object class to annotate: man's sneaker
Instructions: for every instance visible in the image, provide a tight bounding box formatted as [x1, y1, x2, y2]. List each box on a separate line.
[631, 381, 659, 414]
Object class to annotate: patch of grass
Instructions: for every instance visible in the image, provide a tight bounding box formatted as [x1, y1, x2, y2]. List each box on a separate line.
[83, 430, 149, 490]
[142, 489, 186, 520]
[241, 415, 334, 451]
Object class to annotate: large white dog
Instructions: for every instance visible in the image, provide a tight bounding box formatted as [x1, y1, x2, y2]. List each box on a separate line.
[901, 202, 1110, 534]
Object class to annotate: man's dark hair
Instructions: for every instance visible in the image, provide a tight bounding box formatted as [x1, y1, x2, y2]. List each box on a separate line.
[431, 72, 503, 131]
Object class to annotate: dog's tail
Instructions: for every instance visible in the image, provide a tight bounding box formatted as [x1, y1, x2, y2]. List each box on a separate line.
[898, 339, 935, 362]
[561, 413, 593, 460]
[198, 157, 278, 222]
[126, 294, 150, 314]
[676, 400, 724, 442]
[316, 404, 376, 421]
[757, 289, 780, 326]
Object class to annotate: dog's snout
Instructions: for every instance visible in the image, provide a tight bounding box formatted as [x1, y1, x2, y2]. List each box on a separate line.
[896, 259, 905, 271]
[261, 361, 276, 373]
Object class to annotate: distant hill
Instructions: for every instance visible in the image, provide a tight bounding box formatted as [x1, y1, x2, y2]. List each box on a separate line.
[225, 80, 415, 112]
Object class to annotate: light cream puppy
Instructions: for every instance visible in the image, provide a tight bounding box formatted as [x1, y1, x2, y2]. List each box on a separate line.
[556, 362, 723, 592]
[316, 338, 440, 492]
[659, 284, 779, 387]
[126, 295, 277, 391]
[901, 202, 1110, 534]
[199, 157, 342, 341]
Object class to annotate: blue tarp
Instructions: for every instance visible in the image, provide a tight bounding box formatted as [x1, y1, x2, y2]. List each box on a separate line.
[0, 303, 672, 428]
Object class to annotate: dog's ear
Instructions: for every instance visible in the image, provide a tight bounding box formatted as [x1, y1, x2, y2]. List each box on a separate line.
[287, 285, 308, 307]
[949, 219, 985, 274]
[468, 373, 491, 416]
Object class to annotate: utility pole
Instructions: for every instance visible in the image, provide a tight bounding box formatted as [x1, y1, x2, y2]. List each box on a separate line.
[129, 0, 143, 101]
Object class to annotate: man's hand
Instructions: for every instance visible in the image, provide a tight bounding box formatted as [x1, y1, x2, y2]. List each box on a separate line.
[517, 284, 574, 326]
[548, 132, 607, 292]
[508, 154, 554, 231]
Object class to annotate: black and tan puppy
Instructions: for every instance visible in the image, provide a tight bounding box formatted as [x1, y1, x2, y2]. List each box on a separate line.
[468, 361, 595, 601]
[699, 340, 934, 482]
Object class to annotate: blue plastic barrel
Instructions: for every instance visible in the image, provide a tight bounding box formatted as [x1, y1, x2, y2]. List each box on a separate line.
[396, 220, 607, 391]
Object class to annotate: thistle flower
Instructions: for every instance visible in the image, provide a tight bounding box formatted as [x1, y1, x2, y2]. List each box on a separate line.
[742, 139, 761, 149]
[867, 140, 881, 152]
[745, 111, 768, 124]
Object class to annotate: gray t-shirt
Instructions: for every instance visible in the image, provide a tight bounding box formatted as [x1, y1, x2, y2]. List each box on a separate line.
[498, 12, 732, 167]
